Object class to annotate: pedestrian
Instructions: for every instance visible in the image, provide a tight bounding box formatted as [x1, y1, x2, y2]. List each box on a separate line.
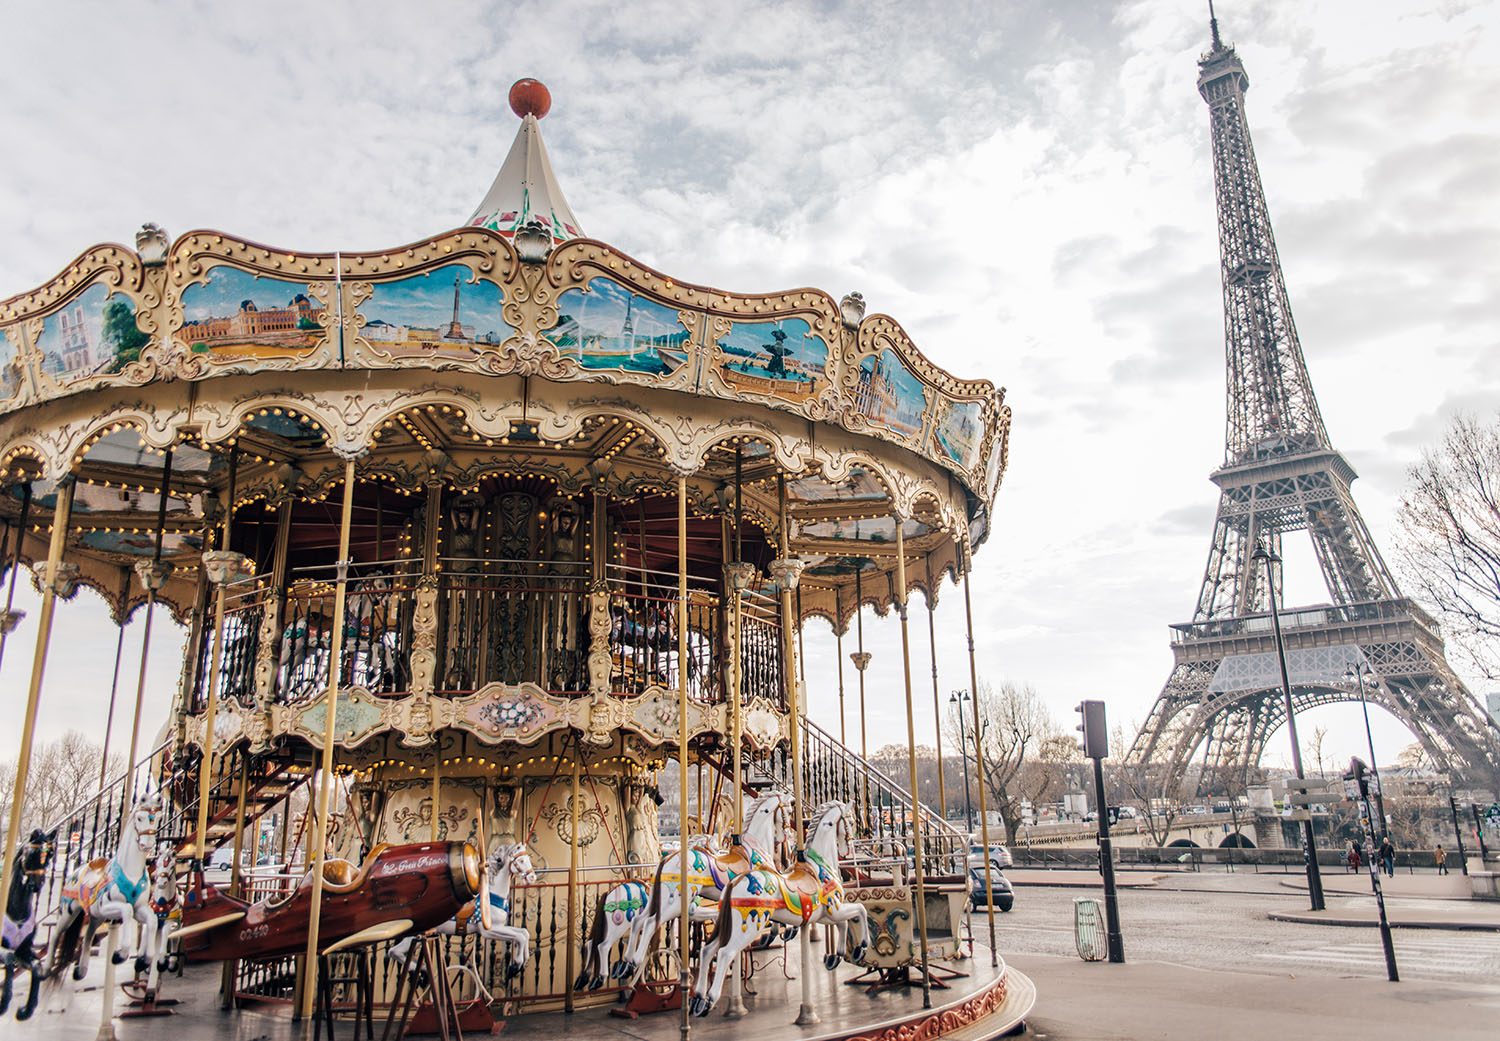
[1434, 844, 1448, 875]
[1379, 835, 1395, 877]
[1347, 839, 1361, 873]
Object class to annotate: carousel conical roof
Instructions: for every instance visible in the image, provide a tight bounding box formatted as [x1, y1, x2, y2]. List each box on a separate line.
[467, 78, 584, 244]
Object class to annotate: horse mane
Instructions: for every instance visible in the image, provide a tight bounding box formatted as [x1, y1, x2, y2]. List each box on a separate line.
[645, 853, 670, 918]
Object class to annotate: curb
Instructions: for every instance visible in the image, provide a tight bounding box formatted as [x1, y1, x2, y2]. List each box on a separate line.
[1267, 911, 1500, 932]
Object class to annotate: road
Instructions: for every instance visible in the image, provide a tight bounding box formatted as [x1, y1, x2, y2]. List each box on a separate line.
[983, 872, 1500, 985]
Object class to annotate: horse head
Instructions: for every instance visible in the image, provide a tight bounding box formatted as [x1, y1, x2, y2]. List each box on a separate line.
[503, 843, 539, 887]
[128, 793, 163, 853]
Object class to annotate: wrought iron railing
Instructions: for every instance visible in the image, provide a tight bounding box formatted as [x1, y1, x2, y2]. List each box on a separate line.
[1170, 597, 1440, 644]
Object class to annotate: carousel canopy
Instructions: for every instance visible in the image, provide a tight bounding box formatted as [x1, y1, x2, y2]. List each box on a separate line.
[467, 79, 584, 244]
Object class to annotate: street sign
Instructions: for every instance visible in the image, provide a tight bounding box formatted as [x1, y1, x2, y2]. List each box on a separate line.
[1286, 777, 1339, 792]
[1286, 792, 1352, 807]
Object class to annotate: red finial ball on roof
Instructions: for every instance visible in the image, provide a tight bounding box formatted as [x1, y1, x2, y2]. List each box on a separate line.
[509, 79, 552, 120]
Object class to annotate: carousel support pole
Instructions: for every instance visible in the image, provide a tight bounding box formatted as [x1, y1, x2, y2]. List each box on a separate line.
[94, 569, 131, 855]
[126, 447, 173, 803]
[0, 481, 32, 676]
[835, 589, 846, 746]
[961, 536, 999, 968]
[220, 748, 251, 1007]
[894, 519, 933, 1008]
[925, 560, 947, 823]
[96, 923, 120, 1041]
[565, 753, 581, 1015]
[0, 476, 73, 911]
[774, 478, 816, 1026]
[298, 457, 358, 1022]
[194, 449, 240, 866]
[676, 474, 691, 1041]
[430, 764, 441, 842]
[852, 570, 871, 828]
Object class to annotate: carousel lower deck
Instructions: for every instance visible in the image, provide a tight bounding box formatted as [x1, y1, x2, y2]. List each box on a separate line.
[3, 938, 1034, 1041]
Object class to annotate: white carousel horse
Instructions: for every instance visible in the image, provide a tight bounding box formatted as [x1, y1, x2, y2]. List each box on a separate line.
[144, 848, 182, 985]
[0, 830, 52, 1020]
[388, 842, 538, 982]
[46, 792, 163, 984]
[615, 789, 793, 987]
[689, 800, 870, 1017]
[574, 877, 649, 992]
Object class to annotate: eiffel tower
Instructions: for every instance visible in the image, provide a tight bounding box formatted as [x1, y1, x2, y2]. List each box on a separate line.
[1128, 12, 1500, 794]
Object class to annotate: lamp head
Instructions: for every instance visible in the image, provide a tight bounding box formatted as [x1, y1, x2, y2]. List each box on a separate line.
[1250, 543, 1280, 565]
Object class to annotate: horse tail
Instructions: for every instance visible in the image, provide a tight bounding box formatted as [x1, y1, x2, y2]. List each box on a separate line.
[708, 870, 740, 946]
[587, 890, 610, 954]
[645, 854, 669, 919]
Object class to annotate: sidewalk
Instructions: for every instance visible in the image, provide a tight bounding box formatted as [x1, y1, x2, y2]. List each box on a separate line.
[1009, 953, 1500, 1041]
[1273, 871, 1500, 931]
[1004, 868, 1162, 889]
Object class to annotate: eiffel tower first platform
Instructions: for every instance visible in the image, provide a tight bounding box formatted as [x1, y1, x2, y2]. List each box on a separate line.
[1128, 14, 1500, 793]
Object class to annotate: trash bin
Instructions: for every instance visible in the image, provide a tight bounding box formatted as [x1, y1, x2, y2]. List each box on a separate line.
[1074, 897, 1107, 961]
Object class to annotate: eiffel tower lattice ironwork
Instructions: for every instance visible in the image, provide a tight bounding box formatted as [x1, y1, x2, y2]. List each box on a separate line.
[1128, 16, 1500, 793]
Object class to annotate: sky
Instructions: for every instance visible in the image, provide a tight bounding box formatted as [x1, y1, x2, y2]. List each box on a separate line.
[1, 0, 1498, 782]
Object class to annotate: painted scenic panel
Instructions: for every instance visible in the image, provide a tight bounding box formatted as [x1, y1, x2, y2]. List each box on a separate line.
[787, 465, 886, 504]
[930, 398, 982, 470]
[180, 267, 324, 358]
[0, 327, 22, 399]
[33, 282, 148, 381]
[549, 277, 688, 376]
[796, 515, 928, 543]
[361, 265, 513, 359]
[854, 348, 926, 440]
[717, 318, 828, 404]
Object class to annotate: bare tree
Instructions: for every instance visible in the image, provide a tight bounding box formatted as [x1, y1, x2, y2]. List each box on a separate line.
[1395, 412, 1500, 680]
[0, 731, 118, 841]
[958, 681, 1068, 842]
[1113, 759, 1179, 847]
[1308, 725, 1332, 779]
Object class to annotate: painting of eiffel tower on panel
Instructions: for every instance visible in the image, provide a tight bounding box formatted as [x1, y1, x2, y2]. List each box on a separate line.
[1128, 13, 1500, 794]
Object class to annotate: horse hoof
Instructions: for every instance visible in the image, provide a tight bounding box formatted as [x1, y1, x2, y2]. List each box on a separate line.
[783, 927, 799, 943]
[589, 974, 605, 991]
[16, 1005, 35, 1022]
[823, 954, 841, 971]
[111, 951, 127, 965]
[609, 960, 627, 980]
[73, 964, 87, 981]
[573, 972, 590, 992]
[134, 956, 149, 976]
[505, 962, 523, 982]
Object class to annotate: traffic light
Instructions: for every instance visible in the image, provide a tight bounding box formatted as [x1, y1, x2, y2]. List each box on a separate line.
[1075, 700, 1108, 760]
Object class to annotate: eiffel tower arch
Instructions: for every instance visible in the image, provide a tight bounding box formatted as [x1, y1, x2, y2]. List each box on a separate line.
[1128, 15, 1500, 795]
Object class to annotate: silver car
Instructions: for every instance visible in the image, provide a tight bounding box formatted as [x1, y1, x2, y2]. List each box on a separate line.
[968, 842, 1013, 871]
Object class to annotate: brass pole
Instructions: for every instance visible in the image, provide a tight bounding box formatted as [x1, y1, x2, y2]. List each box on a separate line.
[835, 588, 846, 746]
[0, 477, 74, 907]
[194, 449, 240, 865]
[925, 560, 947, 821]
[777, 478, 817, 1026]
[895, 519, 932, 1007]
[430, 764, 441, 842]
[565, 752, 581, 1015]
[677, 475, 691, 1041]
[853, 570, 870, 824]
[961, 537, 999, 967]
[298, 457, 358, 1021]
[125, 447, 172, 802]
[0, 482, 33, 675]
[220, 749, 252, 1007]
[98, 569, 131, 796]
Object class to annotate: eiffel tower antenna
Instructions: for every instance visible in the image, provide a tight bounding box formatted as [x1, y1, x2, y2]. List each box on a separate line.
[1128, 13, 1500, 795]
[1208, 1, 1223, 52]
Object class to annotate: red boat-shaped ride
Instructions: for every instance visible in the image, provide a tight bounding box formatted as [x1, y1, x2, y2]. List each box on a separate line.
[174, 842, 481, 963]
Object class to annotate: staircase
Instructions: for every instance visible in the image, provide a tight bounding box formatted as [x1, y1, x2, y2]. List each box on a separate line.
[733, 716, 969, 877]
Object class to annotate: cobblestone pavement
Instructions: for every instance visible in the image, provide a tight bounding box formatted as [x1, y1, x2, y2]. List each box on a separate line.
[985, 873, 1500, 984]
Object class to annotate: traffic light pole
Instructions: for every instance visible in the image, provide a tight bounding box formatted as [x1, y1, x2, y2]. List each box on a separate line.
[1091, 752, 1125, 964]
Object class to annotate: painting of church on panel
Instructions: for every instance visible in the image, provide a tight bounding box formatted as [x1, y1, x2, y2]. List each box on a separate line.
[32, 282, 149, 382]
[360, 265, 515, 360]
[717, 317, 829, 403]
[549, 277, 689, 376]
[179, 267, 325, 359]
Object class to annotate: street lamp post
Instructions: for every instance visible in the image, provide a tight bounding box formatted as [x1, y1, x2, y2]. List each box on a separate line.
[1343, 661, 1390, 839]
[1252, 543, 1326, 912]
[950, 690, 974, 830]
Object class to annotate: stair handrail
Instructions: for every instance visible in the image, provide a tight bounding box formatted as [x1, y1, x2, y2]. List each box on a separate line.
[37, 737, 173, 844]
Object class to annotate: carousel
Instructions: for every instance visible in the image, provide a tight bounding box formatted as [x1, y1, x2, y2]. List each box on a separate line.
[0, 79, 1032, 1039]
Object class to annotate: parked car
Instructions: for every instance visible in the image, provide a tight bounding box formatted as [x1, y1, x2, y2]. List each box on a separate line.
[968, 867, 1014, 912]
[968, 842, 1013, 871]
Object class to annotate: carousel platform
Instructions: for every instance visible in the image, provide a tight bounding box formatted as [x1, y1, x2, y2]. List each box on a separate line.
[0, 942, 1032, 1041]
